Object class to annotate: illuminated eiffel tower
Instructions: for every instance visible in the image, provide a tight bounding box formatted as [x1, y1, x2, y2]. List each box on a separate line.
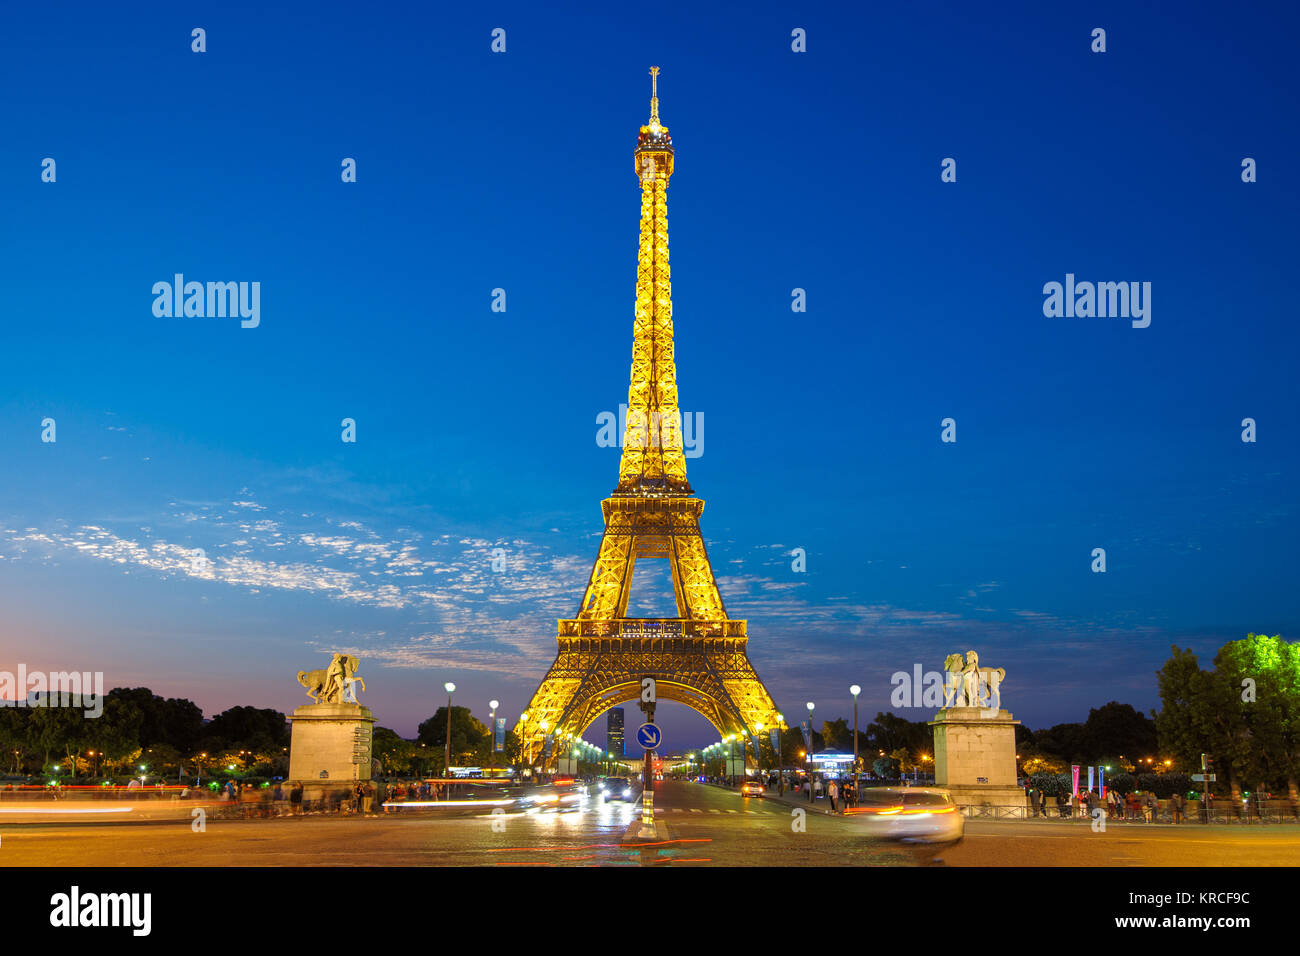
[516, 68, 779, 764]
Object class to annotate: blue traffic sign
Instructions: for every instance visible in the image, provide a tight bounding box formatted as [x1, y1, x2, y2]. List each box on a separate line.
[636, 722, 662, 750]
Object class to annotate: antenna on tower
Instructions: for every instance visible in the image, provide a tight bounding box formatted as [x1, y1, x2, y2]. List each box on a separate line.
[649, 66, 661, 125]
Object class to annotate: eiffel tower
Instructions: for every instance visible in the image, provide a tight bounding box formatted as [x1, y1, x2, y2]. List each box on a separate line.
[516, 68, 780, 764]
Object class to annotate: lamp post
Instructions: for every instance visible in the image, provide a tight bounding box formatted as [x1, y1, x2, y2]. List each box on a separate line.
[443, 682, 456, 781]
[488, 699, 499, 767]
[775, 712, 785, 793]
[850, 685, 861, 805]
[806, 701, 815, 801]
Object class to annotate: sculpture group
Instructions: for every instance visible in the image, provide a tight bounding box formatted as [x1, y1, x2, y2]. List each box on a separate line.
[297, 653, 364, 705]
[942, 650, 1004, 711]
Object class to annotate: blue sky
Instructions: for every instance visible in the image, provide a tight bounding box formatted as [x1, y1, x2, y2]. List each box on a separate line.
[2, 1, 1298, 749]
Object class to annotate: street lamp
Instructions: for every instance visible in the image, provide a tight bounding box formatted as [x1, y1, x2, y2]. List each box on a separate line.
[775, 713, 785, 793]
[850, 684, 861, 804]
[806, 701, 815, 802]
[488, 699, 499, 765]
[444, 681, 456, 781]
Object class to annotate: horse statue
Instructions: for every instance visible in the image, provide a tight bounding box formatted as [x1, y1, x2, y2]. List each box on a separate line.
[297, 653, 361, 704]
[942, 650, 1005, 711]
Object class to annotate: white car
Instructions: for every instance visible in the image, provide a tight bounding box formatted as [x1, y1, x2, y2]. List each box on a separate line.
[847, 787, 964, 844]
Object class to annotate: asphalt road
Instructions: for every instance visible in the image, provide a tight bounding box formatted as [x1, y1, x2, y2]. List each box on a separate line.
[2, 779, 1297, 866]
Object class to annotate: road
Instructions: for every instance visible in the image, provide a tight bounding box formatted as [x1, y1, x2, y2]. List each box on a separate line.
[2, 779, 1297, 866]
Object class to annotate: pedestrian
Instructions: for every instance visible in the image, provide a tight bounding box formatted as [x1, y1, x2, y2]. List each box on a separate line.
[241, 782, 262, 819]
[362, 781, 375, 814]
[289, 781, 304, 815]
[1171, 791, 1184, 824]
[828, 779, 839, 813]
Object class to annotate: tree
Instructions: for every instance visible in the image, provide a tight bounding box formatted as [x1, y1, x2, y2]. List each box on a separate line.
[1028, 771, 1069, 797]
[417, 707, 487, 769]
[889, 746, 916, 774]
[85, 694, 144, 773]
[159, 697, 205, 753]
[1154, 646, 1209, 770]
[27, 705, 86, 771]
[373, 727, 420, 775]
[1155, 637, 1300, 803]
[141, 743, 182, 776]
[1032, 722, 1089, 764]
[1083, 702, 1158, 764]
[0, 707, 30, 772]
[779, 725, 821, 767]
[1020, 753, 1066, 775]
[1214, 634, 1300, 802]
[105, 688, 202, 750]
[863, 712, 930, 759]
[872, 755, 900, 779]
[819, 718, 852, 751]
[203, 706, 290, 753]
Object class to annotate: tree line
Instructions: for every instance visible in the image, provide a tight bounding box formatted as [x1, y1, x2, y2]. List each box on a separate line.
[5, 633, 1293, 795]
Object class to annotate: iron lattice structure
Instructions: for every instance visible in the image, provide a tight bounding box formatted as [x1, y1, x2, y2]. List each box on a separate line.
[516, 69, 779, 764]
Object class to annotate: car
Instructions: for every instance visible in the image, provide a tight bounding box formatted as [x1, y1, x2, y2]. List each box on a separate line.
[517, 784, 584, 812]
[846, 787, 964, 844]
[738, 778, 765, 798]
[598, 777, 637, 801]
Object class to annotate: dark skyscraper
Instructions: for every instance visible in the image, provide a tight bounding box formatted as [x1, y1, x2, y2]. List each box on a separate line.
[606, 708, 625, 757]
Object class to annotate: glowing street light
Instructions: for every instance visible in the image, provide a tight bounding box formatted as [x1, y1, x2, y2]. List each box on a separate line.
[444, 681, 456, 777]
[850, 684, 861, 801]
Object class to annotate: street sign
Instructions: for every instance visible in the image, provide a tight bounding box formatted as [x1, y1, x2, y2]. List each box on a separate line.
[1191, 773, 1217, 782]
[636, 722, 662, 750]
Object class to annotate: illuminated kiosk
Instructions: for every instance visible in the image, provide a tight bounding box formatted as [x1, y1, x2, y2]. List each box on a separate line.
[809, 750, 854, 778]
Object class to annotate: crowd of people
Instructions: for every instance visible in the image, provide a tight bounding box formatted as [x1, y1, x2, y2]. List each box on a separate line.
[1025, 785, 1190, 822]
[207, 778, 473, 816]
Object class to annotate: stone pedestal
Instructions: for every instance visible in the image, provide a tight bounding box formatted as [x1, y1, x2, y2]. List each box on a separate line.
[289, 703, 374, 803]
[929, 707, 1025, 811]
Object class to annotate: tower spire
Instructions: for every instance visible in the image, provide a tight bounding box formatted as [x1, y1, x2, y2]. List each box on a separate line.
[649, 65, 661, 126]
[623, 67, 684, 494]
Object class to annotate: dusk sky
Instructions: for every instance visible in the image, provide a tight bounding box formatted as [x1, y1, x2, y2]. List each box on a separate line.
[2, 2, 1297, 750]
